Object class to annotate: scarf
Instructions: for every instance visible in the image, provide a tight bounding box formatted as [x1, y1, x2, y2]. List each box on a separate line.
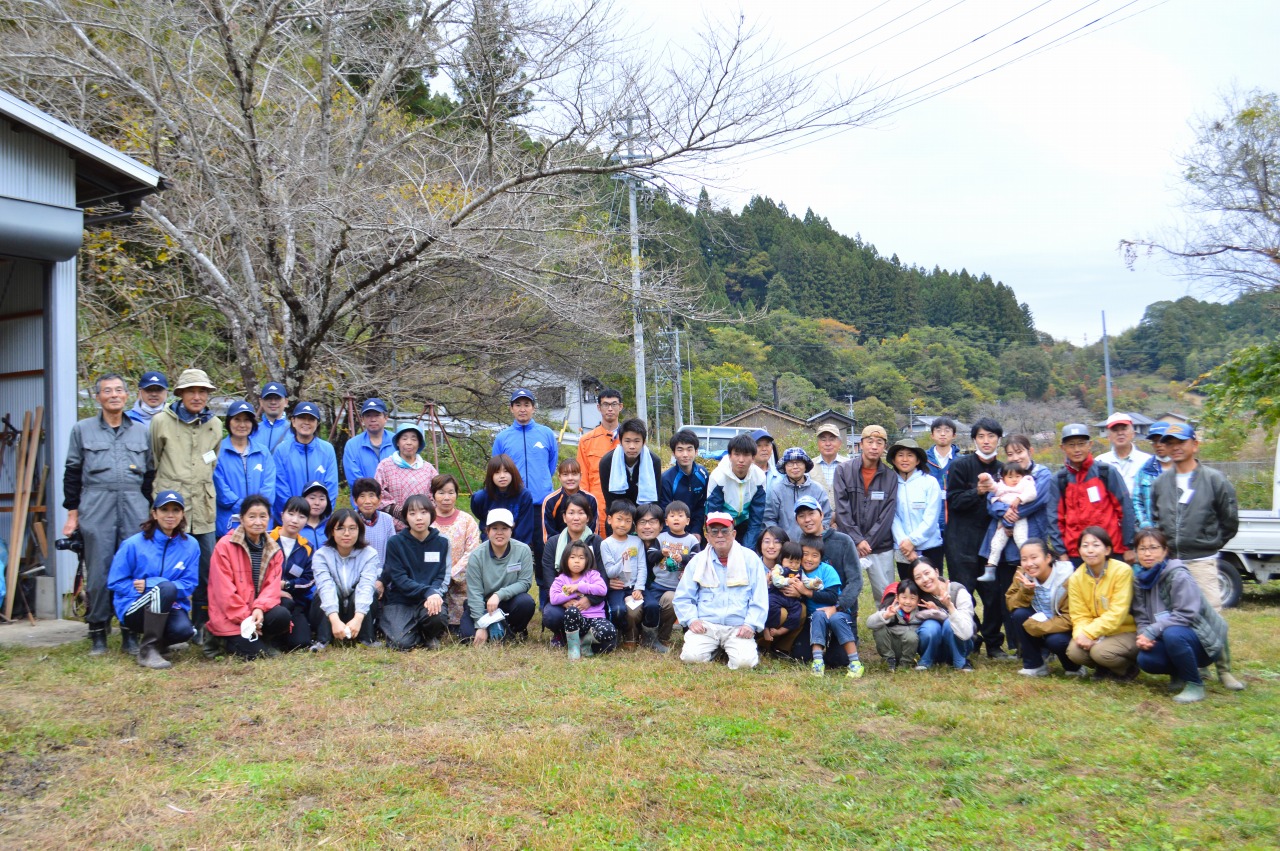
[688, 542, 749, 588]
[393, 452, 425, 470]
[609, 446, 658, 504]
[707, 456, 766, 522]
[172, 400, 213, 424]
[554, 527, 592, 569]
[1132, 559, 1167, 591]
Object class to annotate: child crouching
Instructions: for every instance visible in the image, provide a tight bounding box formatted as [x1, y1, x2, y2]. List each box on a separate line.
[866, 579, 943, 671]
[549, 541, 617, 659]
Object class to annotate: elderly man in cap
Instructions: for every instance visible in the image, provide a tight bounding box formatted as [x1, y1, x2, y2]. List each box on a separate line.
[751, 428, 783, 493]
[256, 382, 292, 452]
[272, 401, 339, 520]
[342, 397, 395, 486]
[151, 368, 224, 629]
[63, 373, 156, 655]
[833, 424, 899, 604]
[462, 508, 536, 645]
[1046, 423, 1134, 566]
[1148, 423, 1243, 689]
[674, 512, 768, 669]
[126, 371, 169, 428]
[1096, 412, 1151, 499]
[813, 423, 848, 525]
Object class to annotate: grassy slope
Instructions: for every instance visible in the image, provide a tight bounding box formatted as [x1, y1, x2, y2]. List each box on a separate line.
[1, 585, 1277, 850]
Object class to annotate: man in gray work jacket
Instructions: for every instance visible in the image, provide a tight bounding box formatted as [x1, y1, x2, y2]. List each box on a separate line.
[62, 373, 155, 656]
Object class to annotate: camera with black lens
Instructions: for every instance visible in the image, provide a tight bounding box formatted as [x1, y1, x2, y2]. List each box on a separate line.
[54, 530, 84, 554]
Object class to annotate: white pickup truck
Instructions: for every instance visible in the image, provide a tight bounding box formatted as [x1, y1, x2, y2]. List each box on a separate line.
[1214, 438, 1280, 607]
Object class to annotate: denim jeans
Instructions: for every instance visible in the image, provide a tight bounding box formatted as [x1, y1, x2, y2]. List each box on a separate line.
[1009, 607, 1079, 671]
[916, 618, 973, 669]
[1137, 625, 1212, 684]
[809, 608, 856, 648]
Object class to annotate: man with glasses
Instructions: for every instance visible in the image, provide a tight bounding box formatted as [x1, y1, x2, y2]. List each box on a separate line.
[578, 388, 623, 529]
[833, 424, 898, 604]
[674, 512, 768, 670]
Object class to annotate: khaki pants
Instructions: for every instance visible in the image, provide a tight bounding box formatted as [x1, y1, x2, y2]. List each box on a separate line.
[1066, 631, 1138, 674]
[1183, 557, 1222, 613]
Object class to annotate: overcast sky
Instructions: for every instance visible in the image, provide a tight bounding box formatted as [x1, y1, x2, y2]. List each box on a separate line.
[625, 0, 1280, 342]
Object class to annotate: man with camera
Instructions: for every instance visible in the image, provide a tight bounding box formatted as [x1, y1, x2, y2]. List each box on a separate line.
[62, 373, 155, 655]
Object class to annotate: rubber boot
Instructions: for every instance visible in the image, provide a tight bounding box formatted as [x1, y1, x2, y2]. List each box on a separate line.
[201, 626, 223, 660]
[88, 624, 108, 656]
[1173, 681, 1205, 704]
[580, 630, 596, 657]
[645, 625, 670, 654]
[120, 629, 140, 656]
[137, 611, 173, 670]
[566, 629, 582, 661]
[1217, 642, 1245, 691]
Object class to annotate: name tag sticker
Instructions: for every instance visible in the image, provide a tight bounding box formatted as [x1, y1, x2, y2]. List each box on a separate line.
[870, 491, 885, 501]
[289, 565, 303, 577]
[202, 450, 216, 465]
[912, 502, 926, 511]
[506, 564, 520, 572]
[1086, 486, 1101, 503]
[425, 552, 441, 563]
[1179, 488, 1195, 505]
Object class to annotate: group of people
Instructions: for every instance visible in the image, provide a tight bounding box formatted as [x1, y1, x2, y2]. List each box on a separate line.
[64, 373, 1246, 701]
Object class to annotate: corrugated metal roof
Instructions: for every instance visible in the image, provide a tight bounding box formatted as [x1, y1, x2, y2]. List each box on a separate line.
[0, 89, 163, 206]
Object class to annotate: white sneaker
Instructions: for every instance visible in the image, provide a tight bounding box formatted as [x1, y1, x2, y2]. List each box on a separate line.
[1017, 665, 1049, 677]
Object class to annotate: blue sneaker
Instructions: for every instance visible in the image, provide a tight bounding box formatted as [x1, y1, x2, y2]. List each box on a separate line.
[488, 623, 506, 642]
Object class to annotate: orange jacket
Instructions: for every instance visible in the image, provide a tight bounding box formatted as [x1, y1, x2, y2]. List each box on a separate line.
[577, 424, 619, 527]
[207, 527, 284, 637]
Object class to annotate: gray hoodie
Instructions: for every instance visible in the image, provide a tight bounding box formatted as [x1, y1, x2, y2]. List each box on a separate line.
[763, 473, 832, 540]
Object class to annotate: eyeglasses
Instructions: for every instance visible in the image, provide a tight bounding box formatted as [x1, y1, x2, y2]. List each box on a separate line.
[598, 401, 622, 408]
[706, 527, 733, 537]
[1136, 545, 1165, 553]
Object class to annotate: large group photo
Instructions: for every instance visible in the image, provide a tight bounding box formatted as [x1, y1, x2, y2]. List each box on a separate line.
[2, 0, 1279, 848]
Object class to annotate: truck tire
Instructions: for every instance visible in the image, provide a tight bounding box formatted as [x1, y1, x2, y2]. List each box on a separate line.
[1217, 557, 1244, 609]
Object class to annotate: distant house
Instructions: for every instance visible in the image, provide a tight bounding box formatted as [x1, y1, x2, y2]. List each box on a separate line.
[1093, 411, 1158, 438]
[806, 409, 857, 446]
[718, 404, 809, 437]
[1154, 411, 1198, 429]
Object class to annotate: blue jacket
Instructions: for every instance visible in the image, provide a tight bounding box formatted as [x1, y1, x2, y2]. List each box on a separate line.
[470, 486, 537, 546]
[272, 436, 338, 519]
[254, 416, 293, 454]
[342, 430, 395, 487]
[107, 529, 200, 624]
[1133, 455, 1168, 528]
[925, 445, 955, 537]
[492, 421, 558, 504]
[659, 463, 709, 537]
[979, 461, 1053, 563]
[213, 437, 277, 537]
[271, 529, 315, 603]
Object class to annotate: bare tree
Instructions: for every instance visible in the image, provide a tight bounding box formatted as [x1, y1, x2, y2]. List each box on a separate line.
[973, 399, 1091, 440]
[2, 0, 878, 401]
[1122, 89, 1280, 295]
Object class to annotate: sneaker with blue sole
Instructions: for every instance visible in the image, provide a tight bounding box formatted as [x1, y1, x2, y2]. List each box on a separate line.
[811, 658, 825, 677]
[846, 661, 865, 679]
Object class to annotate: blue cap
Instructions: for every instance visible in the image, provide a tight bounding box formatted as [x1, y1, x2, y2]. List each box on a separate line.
[1146, 422, 1169, 440]
[260, 382, 287, 399]
[225, 400, 258, 430]
[1162, 423, 1197, 441]
[139, 371, 168, 389]
[777, 446, 813, 473]
[750, 428, 774, 444]
[302, 480, 328, 496]
[509, 388, 536, 405]
[360, 398, 388, 415]
[1061, 423, 1091, 441]
[292, 401, 320, 419]
[153, 490, 185, 509]
[793, 495, 822, 515]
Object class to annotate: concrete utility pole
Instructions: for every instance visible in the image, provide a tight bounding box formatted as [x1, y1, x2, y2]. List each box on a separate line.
[1102, 311, 1115, 416]
[611, 114, 649, 427]
[672, 326, 684, 431]
[687, 337, 695, 426]
[718, 379, 725, 422]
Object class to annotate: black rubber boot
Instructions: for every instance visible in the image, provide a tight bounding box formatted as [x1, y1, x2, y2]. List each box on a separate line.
[137, 611, 173, 670]
[88, 624, 108, 656]
[121, 629, 140, 656]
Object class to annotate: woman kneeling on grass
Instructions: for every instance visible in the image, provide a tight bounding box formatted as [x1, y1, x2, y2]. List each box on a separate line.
[381, 494, 450, 651]
[1131, 528, 1243, 703]
[1066, 527, 1139, 680]
[310, 508, 383, 649]
[107, 490, 200, 669]
[208, 495, 309, 658]
[910, 560, 976, 671]
[1006, 539, 1081, 678]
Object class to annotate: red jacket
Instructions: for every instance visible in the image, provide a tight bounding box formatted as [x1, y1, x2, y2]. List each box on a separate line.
[207, 527, 284, 637]
[1047, 455, 1135, 559]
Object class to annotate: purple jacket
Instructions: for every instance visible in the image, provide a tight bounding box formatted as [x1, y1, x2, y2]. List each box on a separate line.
[550, 568, 608, 619]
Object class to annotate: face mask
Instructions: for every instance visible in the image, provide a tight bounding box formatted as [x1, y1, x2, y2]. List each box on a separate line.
[975, 449, 999, 462]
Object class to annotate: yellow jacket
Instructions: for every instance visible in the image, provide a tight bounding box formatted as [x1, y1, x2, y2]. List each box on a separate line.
[1067, 558, 1136, 640]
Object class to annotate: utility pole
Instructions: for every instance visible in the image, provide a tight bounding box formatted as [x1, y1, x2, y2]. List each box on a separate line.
[672, 326, 684, 431]
[609, 114, 650, 426]
[846, 394, 855, 418]
[687, 337, 695, 426]
[1102, 311, 1115, 415]
[718, 379, 725, 422]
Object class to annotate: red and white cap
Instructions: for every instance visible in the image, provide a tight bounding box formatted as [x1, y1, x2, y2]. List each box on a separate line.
[705, 512, 734, 528]
[1104, 412, 1133, 428]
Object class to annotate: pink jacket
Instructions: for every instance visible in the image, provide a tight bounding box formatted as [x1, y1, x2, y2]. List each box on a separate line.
[990, 476, 1037, 505]
[207, 528, 284, 637]
[549, 568, 608, 619]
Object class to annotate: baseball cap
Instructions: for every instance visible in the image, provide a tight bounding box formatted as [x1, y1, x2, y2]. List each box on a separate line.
[1104, 412, 1133, 428]
[153, 490, 185, 509]
[861, 424, 888, 442]
[485, 508, 515, 528]
[750, 428, 774, 444]
[1061, 423, 1091, 441]
[815, 423, 841, 439]
[292, 401, 320, 419]
[261, 382, 287, 399]
[302, 480, 328, 497]
[1162, 423, 1197, 441]
[139, 371, 168, 390]
[360, 398, 388, 415]
[226, 400, 258, 422]
[793, 495, 822, 515]
[705, 512, 734, 528]
[509, 388, 536, 405]
[1146, 422, 1169, 441]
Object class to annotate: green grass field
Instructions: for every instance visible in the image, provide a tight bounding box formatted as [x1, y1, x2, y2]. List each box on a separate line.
[1, 584, 1277, 850]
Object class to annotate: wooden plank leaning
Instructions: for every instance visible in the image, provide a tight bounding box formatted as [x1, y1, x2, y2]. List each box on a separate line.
[3, 407, 43, 621]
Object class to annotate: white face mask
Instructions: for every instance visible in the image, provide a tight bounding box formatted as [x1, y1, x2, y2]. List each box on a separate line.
[975, 448, 999, 462]
[1156, 454, 1171, 463]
